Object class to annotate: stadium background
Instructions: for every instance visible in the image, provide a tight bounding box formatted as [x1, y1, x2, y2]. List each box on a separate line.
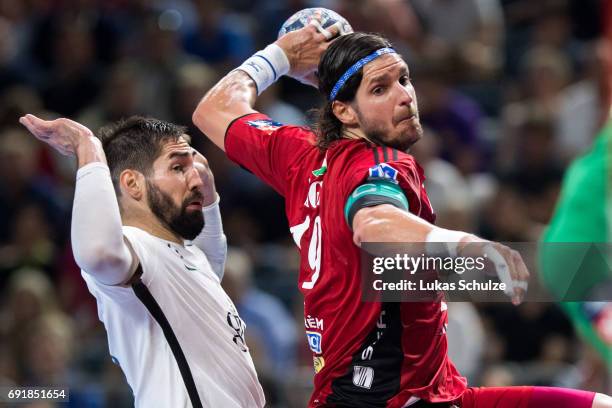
[0, 0, 610, 406]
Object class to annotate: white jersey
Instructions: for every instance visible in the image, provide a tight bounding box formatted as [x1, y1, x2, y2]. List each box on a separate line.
[82, 226, 265, 408]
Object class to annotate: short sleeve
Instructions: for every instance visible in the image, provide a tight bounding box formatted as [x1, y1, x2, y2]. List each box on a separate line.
[339, 146, 434, 223]
[224, 113, 315, 196]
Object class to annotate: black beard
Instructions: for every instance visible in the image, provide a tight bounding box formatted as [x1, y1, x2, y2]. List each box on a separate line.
[365, 126, 422, 152]
[146, 181, 204, 241]
[356, 109, 423, 152]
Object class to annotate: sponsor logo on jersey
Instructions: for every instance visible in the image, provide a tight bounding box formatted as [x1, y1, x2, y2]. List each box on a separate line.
[246, 119, 283, 133]
[352, 366, 374, 389]
[306, 331, 322, 354]
[227, 310, 248, 352]
[304, 181, 323, 208]
[368, 163, 399, 183]
[313, 356, 325, 373]
[304, 315, 324, 331]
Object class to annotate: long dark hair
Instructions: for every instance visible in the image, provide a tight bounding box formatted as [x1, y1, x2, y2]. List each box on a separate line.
[314, 33, 393, 150]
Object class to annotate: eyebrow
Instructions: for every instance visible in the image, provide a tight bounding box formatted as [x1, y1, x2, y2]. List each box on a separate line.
[167, 150, 195, 160]
[366, 66, 410, 86]
[367, 72, 393, 86]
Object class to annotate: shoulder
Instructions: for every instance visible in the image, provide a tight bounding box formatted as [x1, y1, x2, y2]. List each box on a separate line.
[121, 226, 156, 250]
[227, 112, 316, 142]
[334, 143, 422, 181]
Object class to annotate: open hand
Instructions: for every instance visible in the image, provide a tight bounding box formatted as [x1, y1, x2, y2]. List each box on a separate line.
[19, 114, 97, 156]
[193, 151, 217, 207]
[275, 21, 340, 87]
[458, 236, 530, 305]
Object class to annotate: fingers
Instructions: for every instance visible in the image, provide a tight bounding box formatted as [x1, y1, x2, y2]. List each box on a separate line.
[307, 18, 342, 42]
[19, 114, 55, 142]
[193, 150, 210, 166]
[497, 245, 529, 305]
[510, 250, 530, 305]
[483, 244, 514, 298]
[19, 114, 77, 156]
[309, 19, 333, 40]
[325, 21, 342, 39]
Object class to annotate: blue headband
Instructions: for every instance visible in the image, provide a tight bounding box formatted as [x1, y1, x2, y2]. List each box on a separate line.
[329, 47, 397, 101]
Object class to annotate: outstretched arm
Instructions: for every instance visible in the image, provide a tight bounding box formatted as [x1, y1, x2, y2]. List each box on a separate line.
[193, 23, 336, 151]
[19, 114, 137, 285]
[352, 204, 530, 305]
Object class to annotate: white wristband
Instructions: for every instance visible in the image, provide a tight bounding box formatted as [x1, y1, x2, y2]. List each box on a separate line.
[425, 228, 469, 257]
[235, 44, 290, 95]
[482, 244, 516, 296]
[201, 194, 223, 237]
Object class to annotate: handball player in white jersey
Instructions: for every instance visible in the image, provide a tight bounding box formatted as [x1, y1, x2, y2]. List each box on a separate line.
[19, 114, 265, 408]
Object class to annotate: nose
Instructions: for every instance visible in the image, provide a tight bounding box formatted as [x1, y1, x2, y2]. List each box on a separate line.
[395, 81, 413, 107]
[187, 166, 203, 190]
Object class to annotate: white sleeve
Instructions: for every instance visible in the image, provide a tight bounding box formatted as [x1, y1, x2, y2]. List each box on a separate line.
[71, 162, 135, 285]
[192, 195, 227, 280]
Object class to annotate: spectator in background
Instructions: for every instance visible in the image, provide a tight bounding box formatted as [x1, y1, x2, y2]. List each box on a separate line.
[255, 83, 307, 127]
[132, 13, 202, 119]
[0, 85, 43, 130]
[500, 46, 571, 169]
[410, 0, 504, 81]
[79, 61, 144, 134]
[21, 312, 107, 407]
[410, 127, 476, 231]
[0, 128, 66, 247]
[182, 0, 254, 69]
[41, 23, 102, 117]
[504, 115, 563, 225]
[0, 268, 59, 347]
[20, 312, 75, 386]
[0, 340, 17, 387]
[170, 61, 218, 147]
[557, 41, 609, 161]
[415, 58, 488, 175]
[0, 203, 57, 279]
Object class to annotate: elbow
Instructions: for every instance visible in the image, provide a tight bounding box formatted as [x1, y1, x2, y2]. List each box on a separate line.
[193, 91, 220, 136]
[74, 246, 130, 282]
[192, 98, 210, 133]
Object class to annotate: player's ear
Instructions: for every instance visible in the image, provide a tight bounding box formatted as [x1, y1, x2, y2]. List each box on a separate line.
[332, 100, 358, 126]
[120, 169, 145, 201]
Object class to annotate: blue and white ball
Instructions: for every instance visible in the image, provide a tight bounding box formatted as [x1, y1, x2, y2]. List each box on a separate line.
[278, 8, 353, 38]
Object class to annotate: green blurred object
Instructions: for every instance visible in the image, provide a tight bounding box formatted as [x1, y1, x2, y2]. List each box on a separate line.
[540, 119, 612, 366]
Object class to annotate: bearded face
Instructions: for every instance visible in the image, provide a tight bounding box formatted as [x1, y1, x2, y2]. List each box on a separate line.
[146, 180, 204, 240]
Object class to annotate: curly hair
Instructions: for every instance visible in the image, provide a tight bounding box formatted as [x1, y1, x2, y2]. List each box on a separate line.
[314, 33, 393, 150]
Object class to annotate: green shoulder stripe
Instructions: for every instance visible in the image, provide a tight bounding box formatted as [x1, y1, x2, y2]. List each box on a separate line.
[344, 180, 409, 227]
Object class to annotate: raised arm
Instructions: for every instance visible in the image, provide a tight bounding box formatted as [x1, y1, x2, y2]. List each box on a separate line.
[192, 23, 336, 150]
[191, 152, 227, 280]
[19, 114, 137, 285]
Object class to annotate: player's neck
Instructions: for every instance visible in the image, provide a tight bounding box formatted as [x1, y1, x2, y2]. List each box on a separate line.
[342, 127, 376, 145]
[123, 210, 184, 245]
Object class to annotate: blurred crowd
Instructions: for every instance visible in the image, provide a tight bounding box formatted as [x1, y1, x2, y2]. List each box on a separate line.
[0, 0, 610, 406]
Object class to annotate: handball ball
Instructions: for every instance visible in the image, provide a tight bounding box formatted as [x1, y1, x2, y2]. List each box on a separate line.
[278, 8, 353, 38]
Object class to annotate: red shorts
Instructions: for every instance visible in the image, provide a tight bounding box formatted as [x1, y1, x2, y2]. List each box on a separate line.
[456, 386, 595, 408]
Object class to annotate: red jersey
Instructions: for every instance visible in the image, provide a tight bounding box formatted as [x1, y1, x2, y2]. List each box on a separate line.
[225, 113, 467, 407]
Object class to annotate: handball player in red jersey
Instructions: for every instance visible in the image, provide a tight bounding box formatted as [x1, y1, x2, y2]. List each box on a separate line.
[193, 20, 612, 408]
